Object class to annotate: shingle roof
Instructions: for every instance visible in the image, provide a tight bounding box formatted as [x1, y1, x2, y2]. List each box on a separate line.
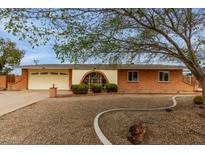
[18, 64, 184, 70]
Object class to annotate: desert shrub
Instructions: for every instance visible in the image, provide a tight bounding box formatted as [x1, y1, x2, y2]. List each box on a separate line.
[193, 95, 203, 105]
[91, 84, 103, 93]
[105, 83, 118, 92]
[71, 84, 88, 94]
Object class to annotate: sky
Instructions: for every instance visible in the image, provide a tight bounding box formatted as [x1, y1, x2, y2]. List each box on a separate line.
[0, 15, 186, 75]
[0, 28, 60, 65]
[0, 26, 185, 74]
[0, 25, 63, 74]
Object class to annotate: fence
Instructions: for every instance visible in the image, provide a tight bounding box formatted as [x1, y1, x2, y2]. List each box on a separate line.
[0, 74, 15, 90]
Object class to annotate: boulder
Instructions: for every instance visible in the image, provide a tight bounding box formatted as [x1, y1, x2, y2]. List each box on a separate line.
[127, 121, 146, 144]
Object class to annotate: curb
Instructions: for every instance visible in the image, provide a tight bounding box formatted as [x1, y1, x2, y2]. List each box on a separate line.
[93, 95, 192, 145]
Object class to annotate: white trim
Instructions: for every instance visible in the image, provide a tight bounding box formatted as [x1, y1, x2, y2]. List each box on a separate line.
[158, 71, 170, 82]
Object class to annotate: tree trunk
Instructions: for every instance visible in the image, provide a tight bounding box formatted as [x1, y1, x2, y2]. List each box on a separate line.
[202, 82, 205, 109]
[199, 80, 205, 117]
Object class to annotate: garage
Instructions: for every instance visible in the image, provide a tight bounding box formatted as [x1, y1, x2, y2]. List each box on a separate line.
[28, 69, 69, 90]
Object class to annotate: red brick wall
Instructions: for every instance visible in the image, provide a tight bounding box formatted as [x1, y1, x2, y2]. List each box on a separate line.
[7, 69, 28, 91]
[0, 76, 6, 90]
[6, 68, 196, 92]
[118, 69, 194, 93]
[6, 74, 15, 83]
[15, 76, 22, 82]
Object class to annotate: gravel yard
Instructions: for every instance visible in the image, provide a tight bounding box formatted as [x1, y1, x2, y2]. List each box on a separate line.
[0, 94, 204, 144]
[100, 96, 205, 144]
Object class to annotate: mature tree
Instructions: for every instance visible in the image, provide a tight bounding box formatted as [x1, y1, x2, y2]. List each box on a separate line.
[1, 8, 205, 113]
[0, 38, 24, 74]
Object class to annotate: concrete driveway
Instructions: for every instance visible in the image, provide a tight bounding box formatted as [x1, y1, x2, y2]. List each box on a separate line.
[0, 91, 48, 116]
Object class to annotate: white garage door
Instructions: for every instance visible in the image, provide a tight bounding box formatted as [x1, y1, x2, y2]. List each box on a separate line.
[28, 69, 69, 90]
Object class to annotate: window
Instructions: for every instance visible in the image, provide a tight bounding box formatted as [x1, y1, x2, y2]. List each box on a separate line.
[128, 71, 138, 82]
[82, 72, 108, 89]
[159, 71, 170, 82]
[59, 72, 67, 75]
[50, 72, 58, 75]
[40, 72, 48, 75]
[31, 72, 39, 75]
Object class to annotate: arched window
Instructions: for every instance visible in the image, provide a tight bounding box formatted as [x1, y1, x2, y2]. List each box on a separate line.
[81, 72, 108, 89]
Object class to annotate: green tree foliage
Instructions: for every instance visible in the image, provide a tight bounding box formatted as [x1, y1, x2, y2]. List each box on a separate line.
[0, 38, 24, 74]
[1, 9, 205, 110]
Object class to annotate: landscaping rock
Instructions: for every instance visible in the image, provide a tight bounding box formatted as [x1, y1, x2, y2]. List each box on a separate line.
[165, 108, 172, 112]
[127, 121, 146, 144]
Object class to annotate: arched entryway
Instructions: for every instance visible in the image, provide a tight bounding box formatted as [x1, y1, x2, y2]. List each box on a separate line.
[81, 71, 109, 90]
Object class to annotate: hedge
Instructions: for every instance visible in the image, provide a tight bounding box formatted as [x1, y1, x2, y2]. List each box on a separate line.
[193, 95, 203, 105]
[71, 84, 89, 94]
[91, 84, 103, 93]
[105, 83, 118, 92]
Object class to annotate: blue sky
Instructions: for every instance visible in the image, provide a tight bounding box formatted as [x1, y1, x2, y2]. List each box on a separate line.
[0, 25, 63, 74]
[0, 27, 181, 74]
[0, 18, 183, 75]
[0, 28, 61, 65]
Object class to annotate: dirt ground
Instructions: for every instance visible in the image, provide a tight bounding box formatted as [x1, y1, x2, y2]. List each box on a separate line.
[0, 94, 204, 145]
[100, 96, 205, 145]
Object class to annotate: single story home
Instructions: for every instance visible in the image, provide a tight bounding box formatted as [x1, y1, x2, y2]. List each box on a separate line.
[6, 64, 199, 93]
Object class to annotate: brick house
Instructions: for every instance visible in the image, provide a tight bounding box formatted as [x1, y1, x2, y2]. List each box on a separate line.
[4, 64, 199, 93]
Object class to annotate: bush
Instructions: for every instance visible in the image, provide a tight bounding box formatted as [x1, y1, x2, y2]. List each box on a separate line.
[105, 83, 118, 92]
[91, 84, 103, 93]
[193, 96, 203, 105]
[71, 84, 88, 94]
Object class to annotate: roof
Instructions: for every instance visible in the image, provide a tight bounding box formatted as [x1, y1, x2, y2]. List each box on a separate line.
[18, 64, 185, 70]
